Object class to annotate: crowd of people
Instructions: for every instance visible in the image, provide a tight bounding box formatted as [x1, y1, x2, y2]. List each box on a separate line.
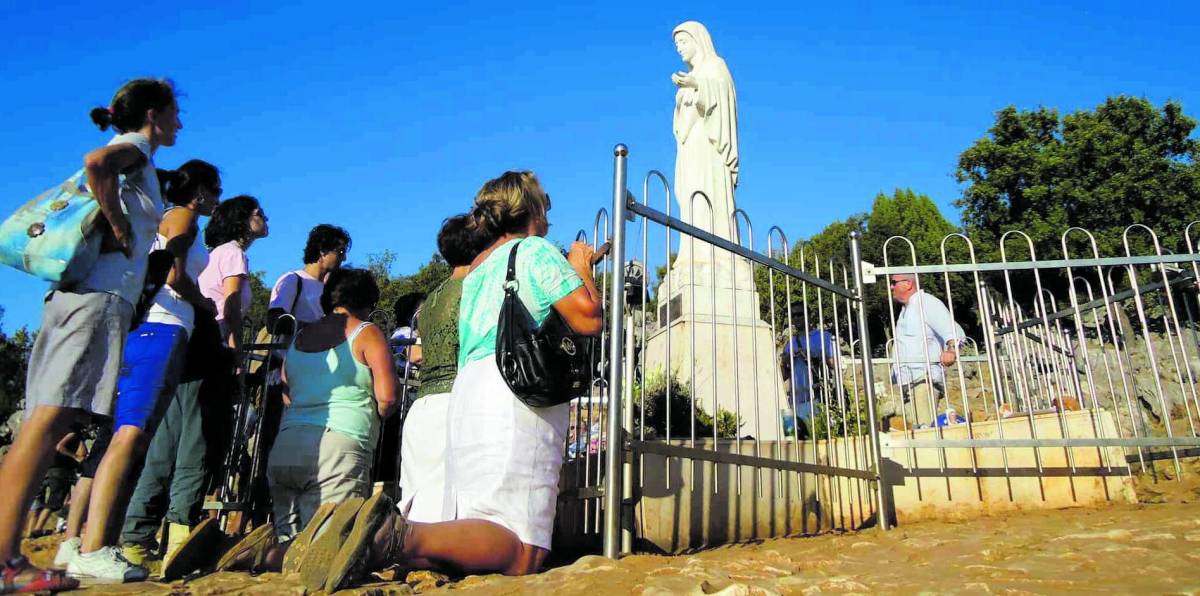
[0, 78, 603, 593]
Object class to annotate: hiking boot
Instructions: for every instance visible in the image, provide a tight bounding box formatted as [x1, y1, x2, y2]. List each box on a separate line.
[52, 537, 81, 568]
[164, 523, 190, 563]
[121, 542, 153, 566]
[67, 546, 150, 583]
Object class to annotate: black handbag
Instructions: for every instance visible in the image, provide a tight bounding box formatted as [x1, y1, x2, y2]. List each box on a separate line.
[495, 239, 595, 408]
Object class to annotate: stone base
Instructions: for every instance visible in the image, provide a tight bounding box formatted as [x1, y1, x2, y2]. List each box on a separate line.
[644, 313, 788, 442]
[631, 439, 870, 552]
[552, 410, 1139, 555]
[879, 408, 1137, 523]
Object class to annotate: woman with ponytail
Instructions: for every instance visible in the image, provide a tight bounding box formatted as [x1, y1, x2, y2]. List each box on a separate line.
[0, 78, 179, 592]
[309, 171, 603, 593]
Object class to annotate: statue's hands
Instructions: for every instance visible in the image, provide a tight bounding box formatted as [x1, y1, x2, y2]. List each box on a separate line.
[672, 72, 697, 88]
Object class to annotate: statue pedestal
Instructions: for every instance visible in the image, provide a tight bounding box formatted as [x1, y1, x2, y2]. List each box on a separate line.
[644, 259, 787, 442]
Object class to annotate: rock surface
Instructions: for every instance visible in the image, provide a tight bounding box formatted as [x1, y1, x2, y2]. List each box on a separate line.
[21, 468, 1199, 594]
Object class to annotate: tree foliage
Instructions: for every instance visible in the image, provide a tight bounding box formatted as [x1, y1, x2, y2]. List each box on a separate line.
[955, 96, 1200, 260]
[365, 250, 451, 331]
[247, 271, 271, 333]
[0, 307, 35, 420]
[754, 189, 965, 351]
[632, 373, 741, 440]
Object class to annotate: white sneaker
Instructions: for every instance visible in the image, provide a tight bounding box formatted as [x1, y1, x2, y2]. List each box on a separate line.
[53, 536, 81, 568]
[67, 545, 149, 582]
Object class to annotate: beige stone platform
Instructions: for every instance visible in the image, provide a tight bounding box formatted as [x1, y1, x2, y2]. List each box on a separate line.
[879, 408, 1138, 523]
[553, 409, 1139, 554]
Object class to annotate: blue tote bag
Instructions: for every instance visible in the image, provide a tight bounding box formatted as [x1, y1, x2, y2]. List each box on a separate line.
[0, 169, 104, 284]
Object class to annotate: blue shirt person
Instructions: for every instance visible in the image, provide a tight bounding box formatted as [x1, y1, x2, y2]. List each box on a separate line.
[783, 329, 837, 421]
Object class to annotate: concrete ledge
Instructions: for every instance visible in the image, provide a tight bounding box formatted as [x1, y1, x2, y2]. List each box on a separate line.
[879, 408, 1137, 523]
[551, 409, 1138, 554]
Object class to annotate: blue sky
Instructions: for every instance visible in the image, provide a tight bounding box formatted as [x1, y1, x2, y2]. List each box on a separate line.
[1, 1, 1197, 331]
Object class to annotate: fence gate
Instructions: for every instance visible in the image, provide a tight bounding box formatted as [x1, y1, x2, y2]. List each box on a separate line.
[596, 145, 890, 558]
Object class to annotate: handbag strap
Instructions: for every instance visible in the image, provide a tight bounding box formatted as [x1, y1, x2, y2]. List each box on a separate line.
[289, 272, 304, 314]
[504, 239, 522, 293]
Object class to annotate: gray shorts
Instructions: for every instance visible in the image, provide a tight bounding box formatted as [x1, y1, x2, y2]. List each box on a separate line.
[25, 290, 132, 418]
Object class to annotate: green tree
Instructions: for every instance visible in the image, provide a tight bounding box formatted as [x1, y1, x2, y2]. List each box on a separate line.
[754, 189, 966, 352]
[247, 271, 271, 332]
[0, 307, 36, 420]
[955, 97, 1200, 324]
[366, 250, 450, 331]
[955, 97, 1200, 261]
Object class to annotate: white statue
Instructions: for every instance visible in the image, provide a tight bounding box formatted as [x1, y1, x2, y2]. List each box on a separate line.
[671, 20, 739, 263]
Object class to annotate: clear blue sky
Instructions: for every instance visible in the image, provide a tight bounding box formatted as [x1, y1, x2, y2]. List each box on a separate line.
[1, 1, 1196, 331]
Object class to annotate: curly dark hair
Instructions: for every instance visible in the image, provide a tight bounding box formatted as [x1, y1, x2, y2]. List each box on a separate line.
[303, 224, 352, 264]
[158, 159, 220, 207]
[89, 78, 176, 133]
[391, 292, 426, 328]
[437, 213, 493, 267]
[204, 195, 260, 248]
[321, 268, 380, 315]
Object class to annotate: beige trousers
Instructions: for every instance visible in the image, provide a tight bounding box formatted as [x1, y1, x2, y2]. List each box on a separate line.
[901, 380, 945, 427]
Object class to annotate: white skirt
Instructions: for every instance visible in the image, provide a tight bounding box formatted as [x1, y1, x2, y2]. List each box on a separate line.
[397, 392, 451, 523]
[444, 357, 569, 550]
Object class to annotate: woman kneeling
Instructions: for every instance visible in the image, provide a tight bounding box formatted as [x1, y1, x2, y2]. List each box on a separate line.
[318, 171, 603, 592]
[262, 268, 398, 564]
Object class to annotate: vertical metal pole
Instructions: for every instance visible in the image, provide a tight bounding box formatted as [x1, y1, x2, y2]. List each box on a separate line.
[850, 231, 891, 530]
[603, 144, 629, 558]
[621, 311, 635, 554]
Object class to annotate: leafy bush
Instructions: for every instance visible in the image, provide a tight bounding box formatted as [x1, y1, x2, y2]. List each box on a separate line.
[632, 372, 742, 440]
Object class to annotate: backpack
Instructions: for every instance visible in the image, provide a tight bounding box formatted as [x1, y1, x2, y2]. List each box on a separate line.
[0, 169, 104, 283]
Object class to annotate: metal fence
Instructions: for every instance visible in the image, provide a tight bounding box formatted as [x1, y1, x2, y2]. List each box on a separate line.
[594, 145, 888, 557]
[872, 226, 1200, 472]
[594, 144, 1200, 559]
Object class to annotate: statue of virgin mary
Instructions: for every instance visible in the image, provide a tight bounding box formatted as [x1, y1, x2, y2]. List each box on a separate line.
[671, 20, 739, 263]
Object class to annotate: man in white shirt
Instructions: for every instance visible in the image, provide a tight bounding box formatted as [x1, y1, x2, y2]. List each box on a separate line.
[887, 273, 964, 429]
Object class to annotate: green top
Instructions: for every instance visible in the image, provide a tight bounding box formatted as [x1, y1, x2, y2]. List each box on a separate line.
[281, 322, 378, 450]
[415, 276, 463, 399]
[458, 236, 583, 368]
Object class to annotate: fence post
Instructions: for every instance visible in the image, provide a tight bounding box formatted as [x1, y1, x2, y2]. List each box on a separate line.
[849, 231, 892, 530]
[603, 144, 629, 558]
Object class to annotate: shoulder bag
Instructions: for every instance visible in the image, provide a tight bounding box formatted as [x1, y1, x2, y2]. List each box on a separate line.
[0, 169, 104, 283]
[495, 239, 595, 408]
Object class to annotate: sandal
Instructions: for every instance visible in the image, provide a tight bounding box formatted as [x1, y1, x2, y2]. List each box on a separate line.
[2, 556, 79, 594]
[161, 518, 223, 580]
[281, 502, 337, 575]
[214, 523, 276, 572]
[325, 492, 408, 593]
[298, 497, 365, 593]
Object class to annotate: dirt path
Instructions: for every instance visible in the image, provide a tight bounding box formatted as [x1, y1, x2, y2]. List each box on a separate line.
[22, 473, 1200, 594]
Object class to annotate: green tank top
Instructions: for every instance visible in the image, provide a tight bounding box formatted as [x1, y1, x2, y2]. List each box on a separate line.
[281, 321, 378, 449]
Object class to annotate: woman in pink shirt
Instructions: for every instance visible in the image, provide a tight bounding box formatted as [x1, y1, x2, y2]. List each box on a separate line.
[198, 196, 269, 350]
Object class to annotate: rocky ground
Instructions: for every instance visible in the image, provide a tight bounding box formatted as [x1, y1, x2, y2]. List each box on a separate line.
[19, 465, 1200, 595]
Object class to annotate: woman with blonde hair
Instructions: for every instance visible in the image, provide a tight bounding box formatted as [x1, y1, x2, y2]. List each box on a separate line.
[303, 171, 603, 593]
